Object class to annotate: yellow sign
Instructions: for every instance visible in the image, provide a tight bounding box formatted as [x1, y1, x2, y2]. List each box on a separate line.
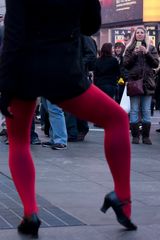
[143, 0, 160, 21]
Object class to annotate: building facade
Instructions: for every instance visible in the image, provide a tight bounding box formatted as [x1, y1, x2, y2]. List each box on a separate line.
[94, 0, 160, 49]
[0, 0, 160, 49]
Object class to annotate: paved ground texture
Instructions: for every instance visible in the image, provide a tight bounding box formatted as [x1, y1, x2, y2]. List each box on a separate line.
[0, 112, 160, 240]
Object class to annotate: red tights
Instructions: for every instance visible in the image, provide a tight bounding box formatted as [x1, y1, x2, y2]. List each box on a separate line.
[6, 100, 37, 216]
[6, 84, 131, 218]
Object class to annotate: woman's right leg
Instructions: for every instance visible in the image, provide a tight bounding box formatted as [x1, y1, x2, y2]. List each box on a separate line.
[59, 84, 132, 218]
[141, 95, 152, 144]
[6, 99, 38, 216]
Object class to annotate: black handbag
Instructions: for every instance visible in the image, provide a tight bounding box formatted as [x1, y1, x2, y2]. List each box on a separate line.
[127, 78, 144, 96]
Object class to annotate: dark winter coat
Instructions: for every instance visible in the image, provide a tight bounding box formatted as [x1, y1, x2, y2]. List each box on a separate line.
[0, 0, 101, 103]
[94, 56, 120, 87]
[123, 43, 159, 95]
[94, 56, 120, 98]
[115, 55, 129, 82]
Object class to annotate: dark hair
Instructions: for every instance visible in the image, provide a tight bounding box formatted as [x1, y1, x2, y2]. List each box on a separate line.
[114, 42, 125, 56]
[100, 43, 112, 57]
[114, 42, 125, 49]
[124, 33, 131, 39]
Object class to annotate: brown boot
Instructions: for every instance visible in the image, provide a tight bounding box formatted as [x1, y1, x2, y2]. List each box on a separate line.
[142, 122, 152, 145]
[130, 123, 140, 144]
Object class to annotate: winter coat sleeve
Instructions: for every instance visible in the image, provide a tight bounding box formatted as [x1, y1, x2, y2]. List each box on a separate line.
[123, 48, 138, 70]
[145, 46, 159, 69]
[80, 0, 101, 36]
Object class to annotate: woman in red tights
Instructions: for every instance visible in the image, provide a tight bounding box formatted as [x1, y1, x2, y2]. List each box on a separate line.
[0, 0, 137, 237]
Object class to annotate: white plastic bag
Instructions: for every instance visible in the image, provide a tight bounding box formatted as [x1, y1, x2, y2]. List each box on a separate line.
[120, 85, 130, 113]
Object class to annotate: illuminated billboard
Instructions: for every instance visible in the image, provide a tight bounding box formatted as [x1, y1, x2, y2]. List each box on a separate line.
[143, 0, 160, 22]
[101, 0, 143, 24]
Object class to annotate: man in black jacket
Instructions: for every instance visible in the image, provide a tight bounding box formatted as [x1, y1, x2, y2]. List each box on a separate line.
[65, 35, 97, 142]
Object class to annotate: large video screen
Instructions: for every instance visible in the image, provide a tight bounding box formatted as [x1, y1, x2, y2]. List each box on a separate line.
[143, 0, 160, 22]
[101, 0, 143, 24]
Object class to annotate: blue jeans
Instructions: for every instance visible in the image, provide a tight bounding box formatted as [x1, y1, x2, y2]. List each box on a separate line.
[42, 98, 67, 145]
[130, 95, 152, 123]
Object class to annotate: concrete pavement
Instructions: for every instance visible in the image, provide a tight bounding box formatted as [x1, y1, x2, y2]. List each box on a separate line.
[0, 112, 160, 239]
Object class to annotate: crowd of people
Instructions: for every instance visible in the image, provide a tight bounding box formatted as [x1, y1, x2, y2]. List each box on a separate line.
[0, 0, 160, 238]
[1, 26, 160, 148]
[1, 28, 160, 148]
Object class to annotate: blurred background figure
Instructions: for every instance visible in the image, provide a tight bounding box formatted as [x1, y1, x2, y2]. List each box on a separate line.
[41, 98, 67, 150]
[123, 27, 159, 145]
[114, 42, 126, 103]
[30, 118, 41, 145]
[154, 41, 160, 132]
[94, 42, 120, 99]
[124, 32, 131, 47]
[65, 35, 97, 142]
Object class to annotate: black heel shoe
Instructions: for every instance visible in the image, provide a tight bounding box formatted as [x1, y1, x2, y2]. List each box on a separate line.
[101, 191, 137, 230]
[18, 213, 41, 238]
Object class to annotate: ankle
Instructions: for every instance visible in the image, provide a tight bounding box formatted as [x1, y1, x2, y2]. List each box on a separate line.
[122, 202, 131, 219]
[23, 213, 39, 220]
[116, 193, 131, 218]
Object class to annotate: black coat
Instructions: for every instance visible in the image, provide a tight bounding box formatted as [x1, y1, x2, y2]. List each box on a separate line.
[94, 56, 120, 98]
[94, 56, 120, 87]
[0, 0, 101, 102]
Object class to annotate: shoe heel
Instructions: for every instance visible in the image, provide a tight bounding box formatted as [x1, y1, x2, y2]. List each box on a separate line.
[100, 197, 110, 213]
[31, 229, 39, 239]
[18, 214, 41, 238]
[31, 219, 41, 238]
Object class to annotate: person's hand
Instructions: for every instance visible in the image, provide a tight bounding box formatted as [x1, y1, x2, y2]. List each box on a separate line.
[134, 47, 140, 54]
[139, 45, 148, 54]
[0, 93, 13, 118]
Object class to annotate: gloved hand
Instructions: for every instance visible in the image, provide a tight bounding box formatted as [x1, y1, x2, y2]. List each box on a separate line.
[118, 78, 125, 85]
[0, 93, 13, 118]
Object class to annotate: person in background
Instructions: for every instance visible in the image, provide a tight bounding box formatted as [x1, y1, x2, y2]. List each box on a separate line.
[0, 23, 6, 137]
[123, 32, 131, 47]
[65, 35, 97, 142]
[30, 118, 41, 145]
[41, 98, 68, 150]
[114, 42, 126, 103]
[0, 113, 7, 140]
[0, 0, 137, 237]
[154, 42, 160, 132]
[94, 42, 120, 99]
[123, 27, 159, 144]
[2, 112, 41, 145]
